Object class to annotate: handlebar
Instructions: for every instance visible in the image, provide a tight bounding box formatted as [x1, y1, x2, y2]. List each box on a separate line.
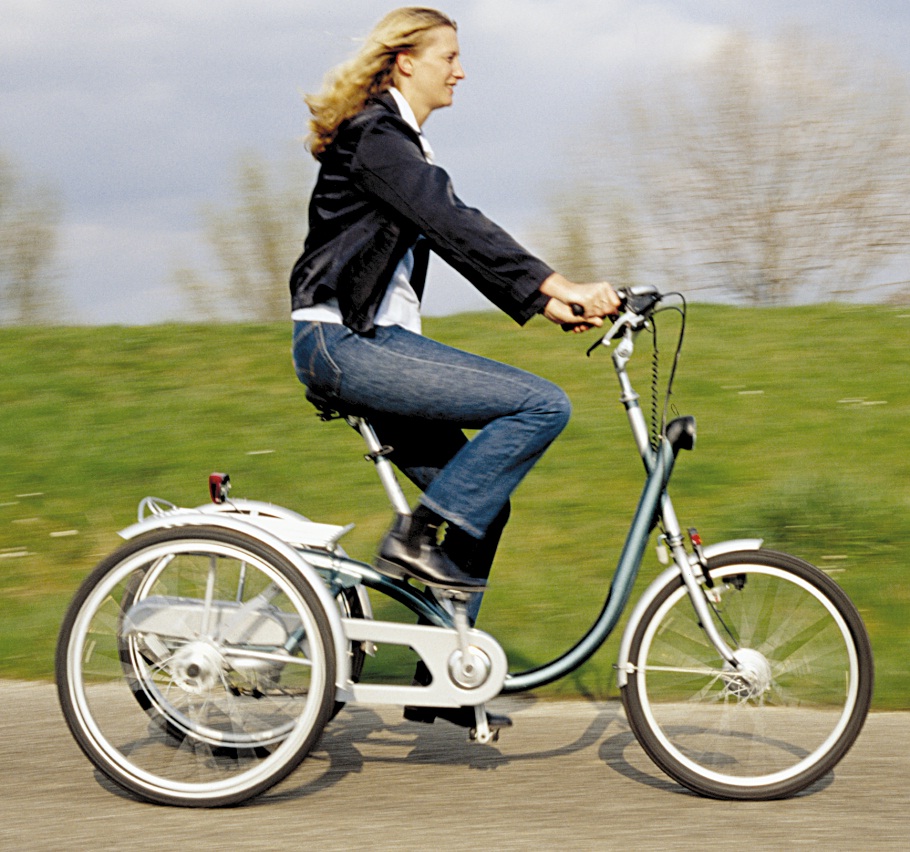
[617, 285, 662, 317]
[570, 285, 666, 354]
[565, 285, 663, 334]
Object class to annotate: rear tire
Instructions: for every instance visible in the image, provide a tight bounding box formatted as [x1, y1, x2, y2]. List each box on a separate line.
[56, 526, 337, 807]
[620, 550, 873, 799]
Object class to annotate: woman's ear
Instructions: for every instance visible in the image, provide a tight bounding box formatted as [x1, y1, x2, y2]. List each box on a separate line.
[395, 50, 414, 78]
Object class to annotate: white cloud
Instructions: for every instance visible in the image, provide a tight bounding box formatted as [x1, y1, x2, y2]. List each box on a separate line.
[463, 0, 727, 74]
[2, 0, 909, 322]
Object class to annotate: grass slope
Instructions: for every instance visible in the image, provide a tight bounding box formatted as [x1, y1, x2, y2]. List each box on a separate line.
[1, 304, 907, 706]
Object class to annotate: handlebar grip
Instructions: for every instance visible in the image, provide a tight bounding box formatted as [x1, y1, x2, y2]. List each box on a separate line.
[561, 302, 587, 332]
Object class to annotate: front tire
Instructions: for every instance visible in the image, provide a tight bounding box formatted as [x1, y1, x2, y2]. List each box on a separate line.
[56, 526, 337, 807]
[620, 550, 873, 800]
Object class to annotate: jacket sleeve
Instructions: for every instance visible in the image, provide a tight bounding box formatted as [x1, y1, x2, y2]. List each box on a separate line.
[350, 113, 552, 325]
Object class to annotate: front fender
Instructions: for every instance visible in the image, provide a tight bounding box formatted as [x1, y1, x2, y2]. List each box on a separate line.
[118, 510, 352, 688]
[614, 538, 763, 688]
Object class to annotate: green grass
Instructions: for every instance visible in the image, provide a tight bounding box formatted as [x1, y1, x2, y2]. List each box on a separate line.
[1, 304, 907, 707]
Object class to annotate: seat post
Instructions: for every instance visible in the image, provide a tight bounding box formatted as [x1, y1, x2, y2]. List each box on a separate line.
[350, 416, 411, 516]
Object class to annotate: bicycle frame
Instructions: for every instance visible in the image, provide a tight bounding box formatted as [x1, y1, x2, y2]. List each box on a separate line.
[418, 317, 742, 689]
[324, 312, 744, 691]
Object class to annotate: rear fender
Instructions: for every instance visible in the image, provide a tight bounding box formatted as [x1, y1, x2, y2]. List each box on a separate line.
[118, 510, 353, 687]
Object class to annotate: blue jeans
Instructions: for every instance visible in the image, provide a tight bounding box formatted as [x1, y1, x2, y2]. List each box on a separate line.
[293, 320, 570, 623]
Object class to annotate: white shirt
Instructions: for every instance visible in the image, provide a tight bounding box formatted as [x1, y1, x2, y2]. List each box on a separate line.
[291, 87, 432, 335]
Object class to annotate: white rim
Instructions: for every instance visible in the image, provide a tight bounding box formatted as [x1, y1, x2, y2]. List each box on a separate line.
[65, 537, 329, 801]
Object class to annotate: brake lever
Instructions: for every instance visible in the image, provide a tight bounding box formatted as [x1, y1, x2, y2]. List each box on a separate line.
[586, 312, 635, 355]
[563, 303, 626, 336]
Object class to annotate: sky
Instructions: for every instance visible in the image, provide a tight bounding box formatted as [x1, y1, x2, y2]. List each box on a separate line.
[3, 0, 910, 323]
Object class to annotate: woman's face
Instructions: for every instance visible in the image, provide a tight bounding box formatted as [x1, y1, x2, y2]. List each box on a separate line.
[397, 25, 465, 124]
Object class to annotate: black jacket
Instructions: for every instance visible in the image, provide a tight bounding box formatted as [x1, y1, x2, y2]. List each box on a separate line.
[290, 92, 553, 334]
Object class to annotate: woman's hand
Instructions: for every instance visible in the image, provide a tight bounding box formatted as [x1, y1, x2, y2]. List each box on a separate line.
[539, 273, 621, 332]
[542, 298, 594, 333]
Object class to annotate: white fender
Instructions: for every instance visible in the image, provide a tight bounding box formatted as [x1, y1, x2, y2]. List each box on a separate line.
[118, 509, 353, 687]
[189, 499, 373, 622]
[614, 539, 763, 688]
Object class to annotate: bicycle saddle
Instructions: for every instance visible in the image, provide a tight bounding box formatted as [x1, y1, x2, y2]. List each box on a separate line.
[305, 388, 366, 421]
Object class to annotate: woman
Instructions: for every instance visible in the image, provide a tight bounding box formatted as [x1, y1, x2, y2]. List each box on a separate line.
[291, 8, 617, 651]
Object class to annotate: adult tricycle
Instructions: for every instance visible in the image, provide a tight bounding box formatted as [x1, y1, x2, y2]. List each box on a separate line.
[56, 286, 873, 806]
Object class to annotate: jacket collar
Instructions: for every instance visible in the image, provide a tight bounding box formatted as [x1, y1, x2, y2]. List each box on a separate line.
[386, 87, 422, 135]
[375, 89, 434, 162]
[368, 90, 423, 150]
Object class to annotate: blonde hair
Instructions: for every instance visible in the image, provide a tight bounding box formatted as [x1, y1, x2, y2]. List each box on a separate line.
[305, 7, 457, 159]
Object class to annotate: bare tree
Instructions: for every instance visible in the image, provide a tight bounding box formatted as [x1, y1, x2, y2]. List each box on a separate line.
[538, 189, 643, 290]
[549, 31, 910, 305]
[0, 153, 62, 324]
[177, 150, 311, 321]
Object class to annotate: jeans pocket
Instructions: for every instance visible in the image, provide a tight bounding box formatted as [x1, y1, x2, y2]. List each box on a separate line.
[292, 322, 342, 397]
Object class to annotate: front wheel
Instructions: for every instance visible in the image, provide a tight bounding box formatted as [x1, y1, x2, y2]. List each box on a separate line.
[620, 549, 873, 800]
[56, 526, 337, 807]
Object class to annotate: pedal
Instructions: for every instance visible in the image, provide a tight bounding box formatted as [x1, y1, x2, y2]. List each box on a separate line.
[470, 727, 499, 744]
[438, 588, 472, 604]
[469, 704, 498, 744]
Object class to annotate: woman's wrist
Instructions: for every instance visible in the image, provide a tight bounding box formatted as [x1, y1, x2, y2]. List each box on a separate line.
[538, 272, 575, 305]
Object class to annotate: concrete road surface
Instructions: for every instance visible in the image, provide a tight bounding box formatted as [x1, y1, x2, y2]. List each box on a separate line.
[1, 681, 906, 851]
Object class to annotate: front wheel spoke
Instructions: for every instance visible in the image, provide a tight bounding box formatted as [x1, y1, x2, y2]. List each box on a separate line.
[759, 614, 837, 670]
[642, 664, 724, 678]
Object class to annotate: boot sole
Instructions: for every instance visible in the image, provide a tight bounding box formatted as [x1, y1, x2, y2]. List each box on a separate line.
[373, 556, 409, 580]
[374, 556, 487, 592]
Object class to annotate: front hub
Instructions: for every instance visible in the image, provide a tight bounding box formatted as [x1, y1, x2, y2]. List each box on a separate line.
[722, 648, 773, 701]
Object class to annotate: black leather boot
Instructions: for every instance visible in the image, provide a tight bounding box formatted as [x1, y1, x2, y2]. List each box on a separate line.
[375, 512, 487, 591]
[403, 704, 513, 730]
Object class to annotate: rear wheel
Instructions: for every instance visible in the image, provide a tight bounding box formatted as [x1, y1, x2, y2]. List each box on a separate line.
[56, 526, 337, 807]
[621, 550, 873, 799]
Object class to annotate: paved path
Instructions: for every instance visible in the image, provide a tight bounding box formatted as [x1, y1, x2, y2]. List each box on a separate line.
[1, 681, 906, 851]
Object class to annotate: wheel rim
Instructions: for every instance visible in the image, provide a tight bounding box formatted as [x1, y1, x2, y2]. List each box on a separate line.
[64, 537, 330, 801]
[633, 563, 861, 788]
